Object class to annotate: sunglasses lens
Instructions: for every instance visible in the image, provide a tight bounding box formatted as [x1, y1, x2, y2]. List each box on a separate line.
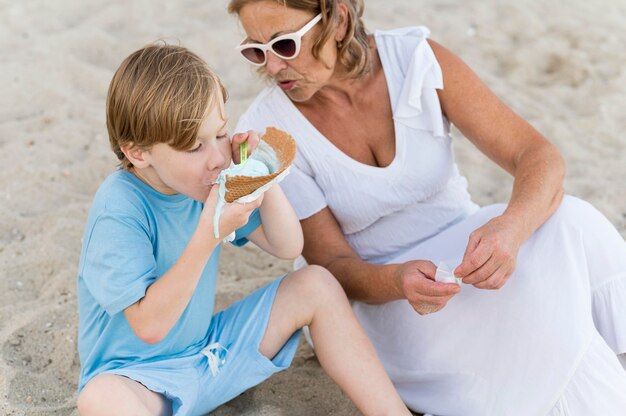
[241, 47, 265, 64]
[272, 39, 297, 58]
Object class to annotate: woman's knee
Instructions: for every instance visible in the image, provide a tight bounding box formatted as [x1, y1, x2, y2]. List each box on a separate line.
[556, 196, 623, 242]
[543, 195, 607, 232]
[553, 195, 598, 221]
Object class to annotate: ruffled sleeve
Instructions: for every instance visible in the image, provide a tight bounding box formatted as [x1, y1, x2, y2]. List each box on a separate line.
[375, 26, 447, 137]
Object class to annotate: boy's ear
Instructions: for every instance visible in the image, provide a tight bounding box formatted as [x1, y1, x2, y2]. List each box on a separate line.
[120, 142, 150, 169]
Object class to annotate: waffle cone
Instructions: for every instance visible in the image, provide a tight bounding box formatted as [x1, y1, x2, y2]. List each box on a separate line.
[224, 127, 296, 202]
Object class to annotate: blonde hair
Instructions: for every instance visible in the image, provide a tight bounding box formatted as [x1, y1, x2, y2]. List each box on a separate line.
[228, 0, 371, 79]
[106, 43, 228, 169]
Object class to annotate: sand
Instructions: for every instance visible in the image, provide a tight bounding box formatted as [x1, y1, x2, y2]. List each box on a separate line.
[0, 0, 624, 414]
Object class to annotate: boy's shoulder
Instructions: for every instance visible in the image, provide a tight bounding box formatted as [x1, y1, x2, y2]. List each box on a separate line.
[89, 170, 197, 226]
[90, 170, 153, 220]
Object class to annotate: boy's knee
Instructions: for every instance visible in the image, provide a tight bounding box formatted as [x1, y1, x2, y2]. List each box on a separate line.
[77, 374, 125, 415]
[77, 375, 110, 414]
[295, 265, 345, 301]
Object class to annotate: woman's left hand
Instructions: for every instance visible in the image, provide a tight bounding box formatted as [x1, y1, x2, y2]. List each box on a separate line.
[231, 130, 261, 164]
[454, 215, 526, 289]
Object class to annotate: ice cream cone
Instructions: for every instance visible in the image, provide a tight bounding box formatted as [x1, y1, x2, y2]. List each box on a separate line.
[224, 127, 296, 202]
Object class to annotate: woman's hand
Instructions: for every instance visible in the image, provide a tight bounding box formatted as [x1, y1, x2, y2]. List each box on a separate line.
[454, 215, 525, 289]
[231, 130, 261, 164]
[395, 260, 461, 315]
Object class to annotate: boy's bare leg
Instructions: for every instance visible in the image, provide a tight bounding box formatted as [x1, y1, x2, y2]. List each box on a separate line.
[260, 265, 411, 416]
[77, 374, 171, 416]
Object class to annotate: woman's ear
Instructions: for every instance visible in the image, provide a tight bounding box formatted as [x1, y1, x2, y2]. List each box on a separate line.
[121, 142, 150, 169]
[335, 2, 349, 43]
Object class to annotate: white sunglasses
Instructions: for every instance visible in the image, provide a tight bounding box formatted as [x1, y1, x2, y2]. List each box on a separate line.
[235, 13, 322, 66]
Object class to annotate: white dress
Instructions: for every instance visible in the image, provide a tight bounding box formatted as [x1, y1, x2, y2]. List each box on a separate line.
[236, 26, 626, 415]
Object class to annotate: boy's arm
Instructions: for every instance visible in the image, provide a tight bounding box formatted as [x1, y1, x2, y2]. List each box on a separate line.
[123, 219, 218, 345]
[246, 184, 304, 260]
[123, 187, 261, 344]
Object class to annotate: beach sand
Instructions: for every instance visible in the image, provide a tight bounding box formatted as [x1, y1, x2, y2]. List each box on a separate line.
[0, 0, 624, 414]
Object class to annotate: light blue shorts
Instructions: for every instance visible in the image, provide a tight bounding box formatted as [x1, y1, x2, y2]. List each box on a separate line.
[109, 277, 301, 415]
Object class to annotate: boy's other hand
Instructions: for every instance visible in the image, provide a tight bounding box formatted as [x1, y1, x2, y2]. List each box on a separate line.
[231, 130, 261, 164]
[200, 183, 264, 240]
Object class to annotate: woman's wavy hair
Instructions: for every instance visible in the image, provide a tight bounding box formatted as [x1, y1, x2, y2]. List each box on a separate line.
[228, 0, 372, 79]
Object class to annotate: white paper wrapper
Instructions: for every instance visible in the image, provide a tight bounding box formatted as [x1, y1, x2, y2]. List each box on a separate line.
[216, 167, 291, 243]
[435, 261, 462, 286]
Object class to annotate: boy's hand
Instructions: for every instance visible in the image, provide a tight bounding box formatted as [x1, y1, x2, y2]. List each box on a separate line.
[200, 183, 264, 240]
[231, 130, 261, 164]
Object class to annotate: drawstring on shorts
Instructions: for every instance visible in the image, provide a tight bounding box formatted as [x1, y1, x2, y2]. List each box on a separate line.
[201, 342, 229, 376]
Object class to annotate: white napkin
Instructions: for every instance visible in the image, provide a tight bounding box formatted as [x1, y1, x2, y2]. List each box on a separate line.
[216, 167, 291, 243]
[213, 139, 291, 242]
[434, 261, 462, 286]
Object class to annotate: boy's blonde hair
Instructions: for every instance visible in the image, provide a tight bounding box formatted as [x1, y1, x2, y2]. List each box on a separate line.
[106, 43, 228, 169]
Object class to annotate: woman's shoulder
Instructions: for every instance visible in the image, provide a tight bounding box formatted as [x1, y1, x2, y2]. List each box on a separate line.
[374, 26, 431, 50]
[374, 26, 438, 74]
[375, 26, 446, 137]
[374, 25, 431, 40]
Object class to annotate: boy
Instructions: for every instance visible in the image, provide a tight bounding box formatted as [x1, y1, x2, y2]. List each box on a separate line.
[76, 44, 411, 415]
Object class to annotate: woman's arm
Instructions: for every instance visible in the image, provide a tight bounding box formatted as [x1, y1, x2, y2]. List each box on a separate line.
[430, 39, 565, 288]
[301, 208, 460, 314]
[246, 184, 304, 260]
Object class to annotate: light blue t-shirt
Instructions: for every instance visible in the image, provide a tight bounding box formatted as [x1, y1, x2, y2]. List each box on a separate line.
[77, 170, 261, 391]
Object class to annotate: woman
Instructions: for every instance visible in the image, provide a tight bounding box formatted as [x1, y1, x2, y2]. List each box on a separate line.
[228, 0, 626, 414]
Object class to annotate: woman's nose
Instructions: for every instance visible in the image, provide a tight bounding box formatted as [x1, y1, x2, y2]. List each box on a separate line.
[264, 51, 287, 76]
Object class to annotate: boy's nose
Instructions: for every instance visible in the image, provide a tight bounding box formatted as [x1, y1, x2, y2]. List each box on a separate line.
[206, 147, 228, 171]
